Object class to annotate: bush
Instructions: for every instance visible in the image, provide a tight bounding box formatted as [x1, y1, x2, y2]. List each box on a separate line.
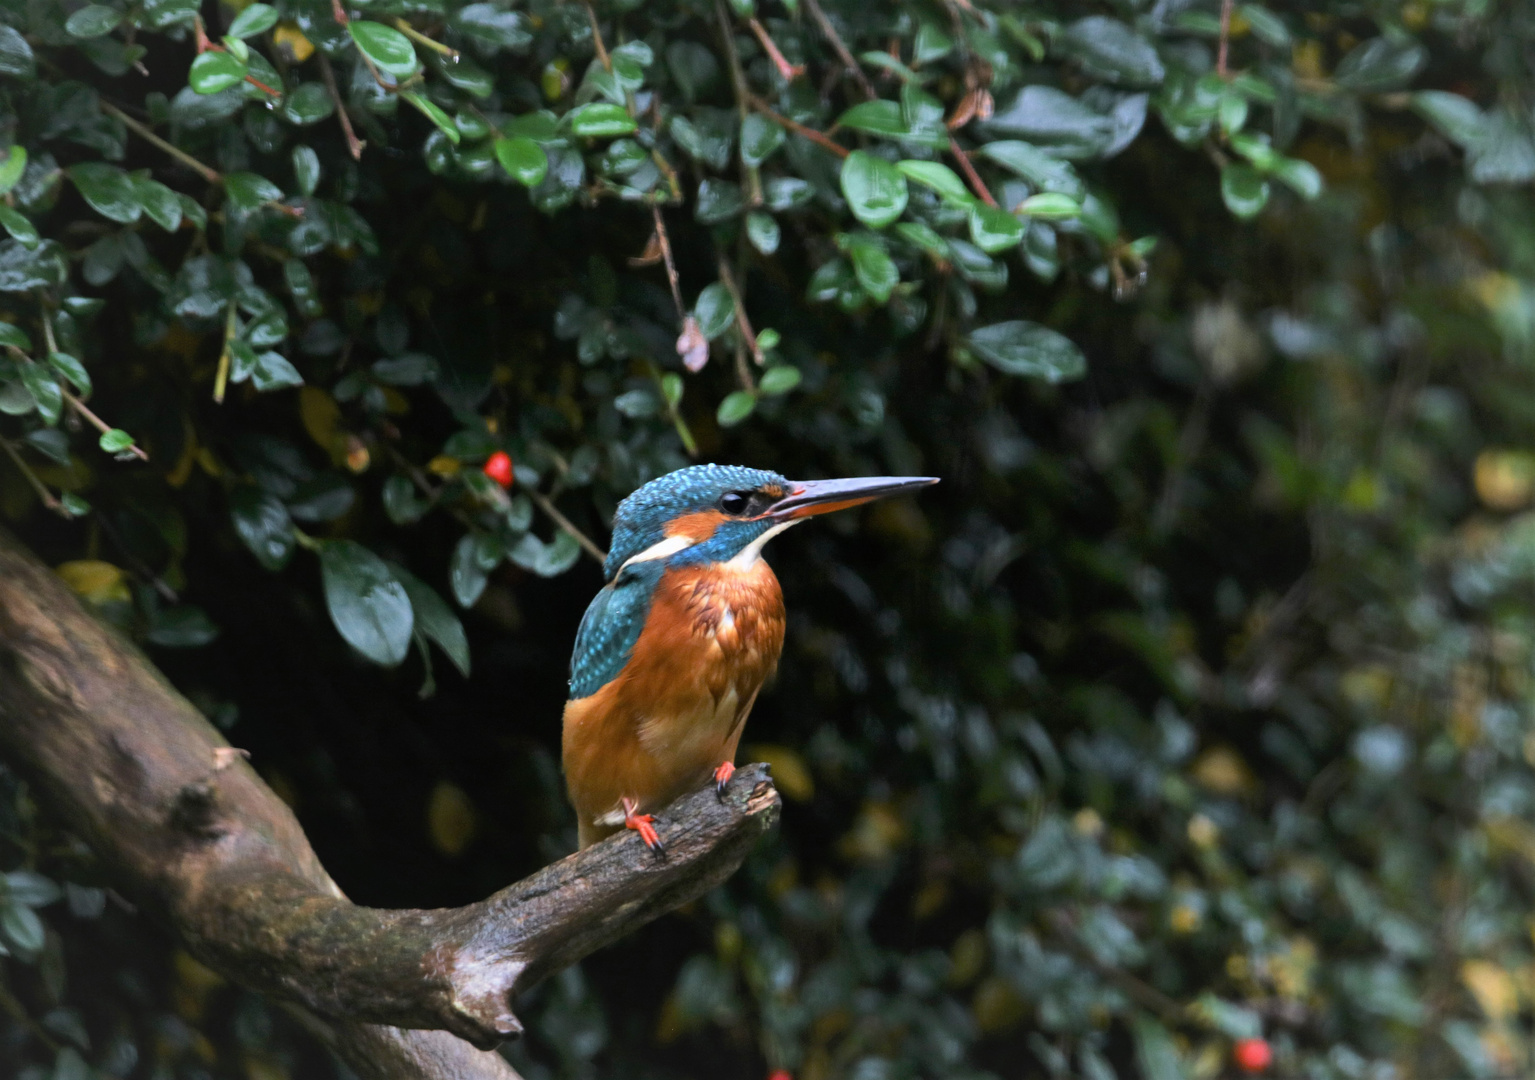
[2, 1, 1535, 1079]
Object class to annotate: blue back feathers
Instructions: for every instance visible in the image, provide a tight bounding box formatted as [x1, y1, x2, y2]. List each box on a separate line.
[569, 463, 790, 700]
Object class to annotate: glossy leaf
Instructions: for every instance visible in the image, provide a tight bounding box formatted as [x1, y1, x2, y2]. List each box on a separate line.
[841, 151, 909, 228]
[0, 146, 26, 196]
[695, 282, 735, 339]
[319, 540, 413, 666]
[968, 203, 1024, 253]
[389, 562, 470, 677]
[746, 211, 780, 255]
[68, 163, 141, 224]
[494, 135, 548, 186]
[1220, 163, 1270, 218]
[349, 21, 419, 79]
[967, 320, 1087, 382]
[716, 390, 756, 426]
[65, 5, 122, 39]
[228, 3, 279, 38]
[188, 50, 248, 94]
[570, 103, 637, 138]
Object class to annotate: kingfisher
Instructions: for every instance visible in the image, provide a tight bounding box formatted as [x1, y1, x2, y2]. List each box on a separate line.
[563, 464, 937, 850]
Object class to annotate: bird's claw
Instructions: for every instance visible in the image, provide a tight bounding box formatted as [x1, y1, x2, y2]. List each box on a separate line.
[622, 798, 664, 853]
[713, 760, 735, 800]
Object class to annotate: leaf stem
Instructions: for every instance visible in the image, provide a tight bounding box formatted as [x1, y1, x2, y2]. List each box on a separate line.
[746, 18, 806, 82]
[745, 94, 849, 159]
[651, 204, 686, 321]
[318, 54, 364, 161]
[213, 301, 237, 404]
[66, 391, 149, 461]
[1217, 0, 1233, 78]
[949, 136, 997, 207]
[0, 437, 63, 515]
[393, 17, 457, 59]
[526, 488, 606, 564]
[804, 0, 875, 100]
[717, 257, 762, 367]
[101, 103, 222, 186]
[582, 1, 612, 72]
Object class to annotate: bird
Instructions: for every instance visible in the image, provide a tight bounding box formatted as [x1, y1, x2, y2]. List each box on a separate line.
[562, 464, 938, 851]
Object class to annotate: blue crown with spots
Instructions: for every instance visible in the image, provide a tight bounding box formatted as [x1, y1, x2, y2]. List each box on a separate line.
[604, 464, 789, 580]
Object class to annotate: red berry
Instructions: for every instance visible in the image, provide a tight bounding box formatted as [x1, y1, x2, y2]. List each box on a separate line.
[1234, 1038, 1272, 1073]
[766, 1072, 792, 1080]
[483, 451, 514, 488]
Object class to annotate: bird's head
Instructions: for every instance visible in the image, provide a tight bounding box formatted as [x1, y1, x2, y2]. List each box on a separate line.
[604, 463, 938, 580]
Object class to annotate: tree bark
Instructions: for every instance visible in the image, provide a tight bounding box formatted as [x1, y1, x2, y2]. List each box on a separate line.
[0, 528, 780, 1079]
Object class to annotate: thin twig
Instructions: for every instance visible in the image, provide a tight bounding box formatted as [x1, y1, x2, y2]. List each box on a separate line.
[212, 301, 237, 404]
[949, 136, 997, 207]
[0, 438, 62, 515]
[393, 17, 457, 59]
[716, 258, 762, 367]
[582, 1, 611, 72]
[526, 488, 607, 564]
[318, 54, 364, 161]
[745, 94, 849, 158]
[746, 18, 806, 81]
[651, 205, 686, 320]
[101, 103, 222, 185]
[715, 0, 765, 205]
[1217, 0, 1233, 78]
[804, 0, 876, 100]
[65, 392, 149, 461]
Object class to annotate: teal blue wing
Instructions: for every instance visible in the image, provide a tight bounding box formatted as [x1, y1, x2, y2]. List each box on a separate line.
[567, 561, 663, 700]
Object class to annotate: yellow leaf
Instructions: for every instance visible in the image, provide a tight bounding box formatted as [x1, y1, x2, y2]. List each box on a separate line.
[428, 455, 461, 477]
[1190, 746, 1257, 797]
[1475, 450, 1535, 511]
[1187, 812, 1220, 849]
[55, 560, 129, 605]
[1463, 959, 1519, 1021]
[1291, 39, 1324, 81]
[299, 386, 341, 453]
[746, 743, 813, 801]
[428, 780, 477, 857]
[272, 22, 314, 63]
[948, 928, 986, 987]
[971, 975, 1026, 1033]
[838, 799, 906, 862]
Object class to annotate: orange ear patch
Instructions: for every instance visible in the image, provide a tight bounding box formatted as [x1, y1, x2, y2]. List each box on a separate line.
[665, 509, 727, 541]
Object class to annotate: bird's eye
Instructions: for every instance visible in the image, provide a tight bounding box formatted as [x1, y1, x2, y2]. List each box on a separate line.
[720, 492, 749, 515]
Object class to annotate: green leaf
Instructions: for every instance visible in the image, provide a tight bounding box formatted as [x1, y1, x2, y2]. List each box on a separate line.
[0, 146, 26, 197]
[0, 26, 36, 79]
[0, 323, 31, 350]
[847, 234, 898, 303]
[716, 390, 756, 427]
[1062, 16, 1165, 86]
[508, 531, 580, 577]
[1220, 163, 1270, 218]
[977, 141, 1084, 199]
[1335, 37, 1427, 93]
[48, 352, 90, 396]
[1240, 5, 1290, 47]
[232, 486, 294, 571]
[494, 135, 548, 186]
[146, 605, 219, 647]
[982, 86, 1116, 159]
[319, 540, 413, 666]
[695, 179, 744, 223]
[1273, 157, 1322, 199]
[388, 562, 470, 678]
[969, 204, 1024, 253]
[6, 870, 61, 907]
[68, 163, 140, 224]
[228, 3, 279, 38]
[20, 361, 61, 423]
[838, 100, 908, 138]
[450, 531, 499, 608]
[383, 475, 429, 525]
[98, 428, 133, 453]
[0, 206, 37, 248]
[1412, 90, 1484, 147]
[896, 160, 972, 203]
[292, 145, 321, 196]
[134, 176, 183, 231]
[1016, 192, 1082, 220]
[570, 103, 636, 138]
[450, 4, 532, 54]
[740, 113, 785, 167]
[841, 151, 909, 229]
[65, 5, 122, 39]
[759, 366, 800, 395]
[1219, 92, 1248, 135]
[349, 20, 419, 79]
[0, 902, 44, 959]
[694, 282, 735, 340]
[913, 22, 953, 63]
[967, 321, 1087, 382]
[251, 351, 302, 391]
[746, 211, 780, 255]
[224, 171, 284, 212]
[402, 92, 460, 144]
[188, 50, 248, 95]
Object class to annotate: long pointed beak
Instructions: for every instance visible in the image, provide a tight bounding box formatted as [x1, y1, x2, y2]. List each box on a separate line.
[767, 475, 939, 520]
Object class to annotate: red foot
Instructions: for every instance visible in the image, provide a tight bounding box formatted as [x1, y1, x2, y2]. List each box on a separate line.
[713, 761, 736, 799]
[622, 797, 664, 853]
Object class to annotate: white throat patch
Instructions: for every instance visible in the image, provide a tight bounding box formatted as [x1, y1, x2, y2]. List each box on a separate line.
[726, 520, 800, 570]
[618, 533, 695, 572]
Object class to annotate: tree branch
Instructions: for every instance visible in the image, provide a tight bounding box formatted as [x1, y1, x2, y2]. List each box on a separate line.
[0, 527, 781, 1077]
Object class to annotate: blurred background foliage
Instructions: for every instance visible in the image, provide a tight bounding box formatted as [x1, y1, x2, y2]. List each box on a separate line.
[2, 0, 1535, 1078]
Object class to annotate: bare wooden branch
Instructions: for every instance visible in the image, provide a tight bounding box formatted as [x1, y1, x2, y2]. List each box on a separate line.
[0, 527, 781, 1078]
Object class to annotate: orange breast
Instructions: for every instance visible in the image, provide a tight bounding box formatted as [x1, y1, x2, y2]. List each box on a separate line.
[562, 558, 786, 847]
